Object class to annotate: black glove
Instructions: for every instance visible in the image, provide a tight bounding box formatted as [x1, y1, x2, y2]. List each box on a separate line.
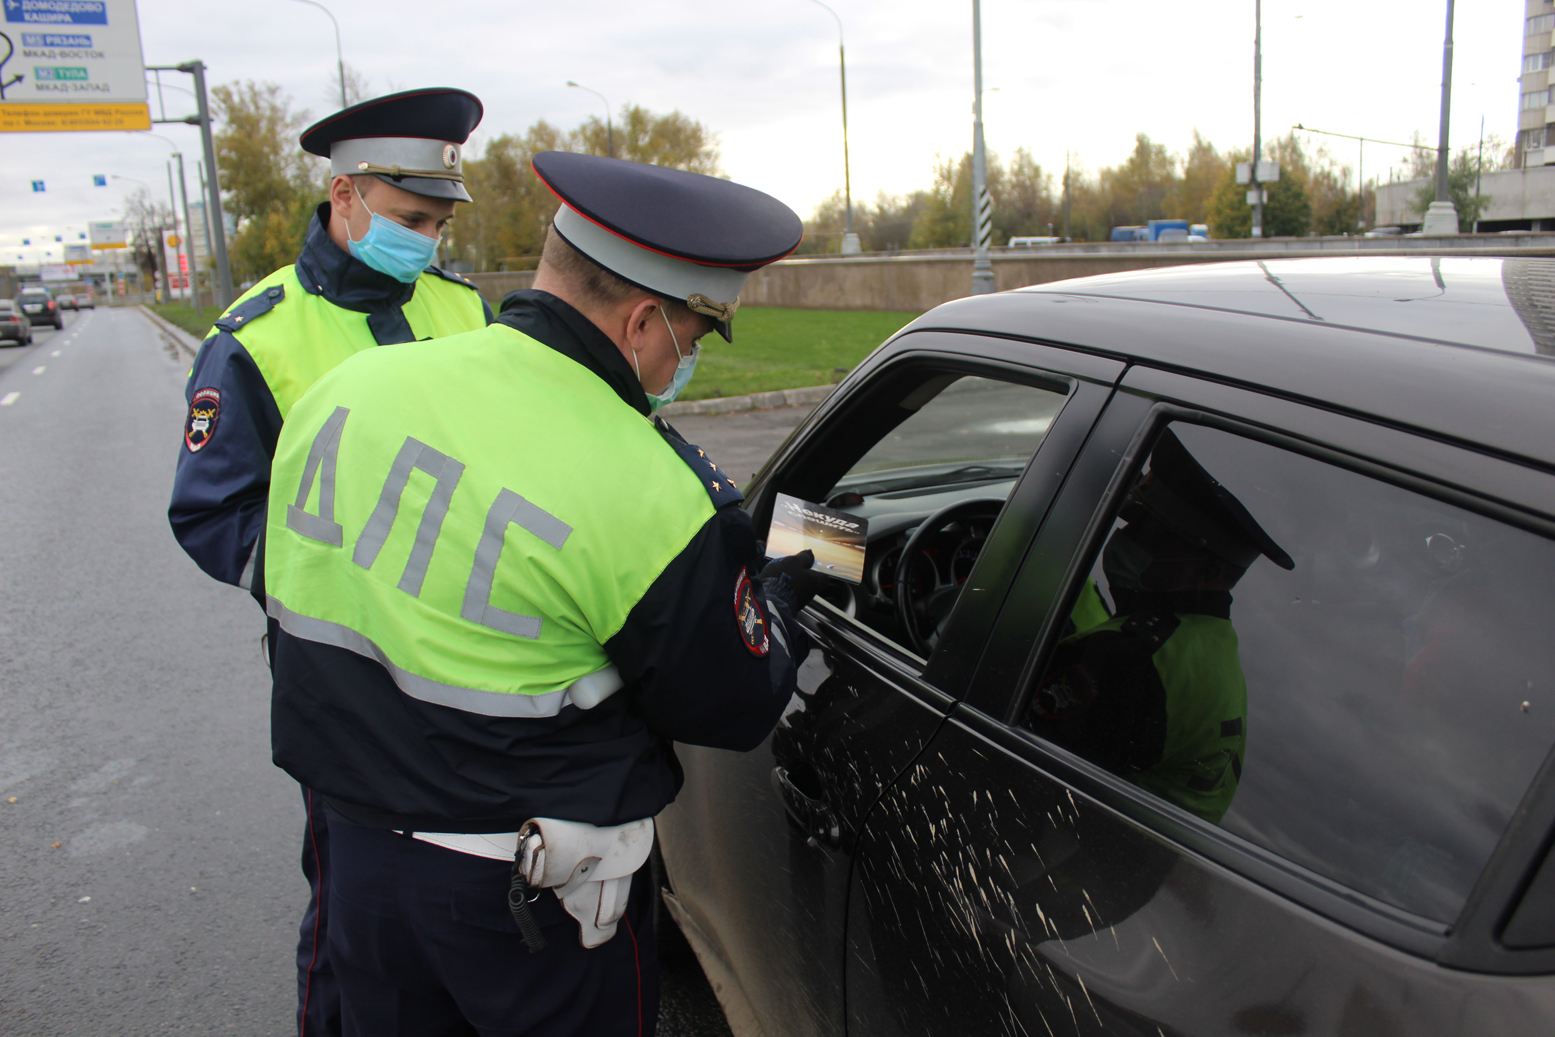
[759, 550, 824, 613]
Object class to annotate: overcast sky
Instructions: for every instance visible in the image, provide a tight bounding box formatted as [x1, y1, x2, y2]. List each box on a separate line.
[0, 0, 1529, 263]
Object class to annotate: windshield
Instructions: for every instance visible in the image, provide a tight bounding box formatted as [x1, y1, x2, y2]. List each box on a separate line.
[830, 376, 1067, 497]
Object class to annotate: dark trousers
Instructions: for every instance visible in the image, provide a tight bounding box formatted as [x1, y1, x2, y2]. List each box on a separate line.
[326, 815, 659, 1037]
[298, 787, 342, 1036]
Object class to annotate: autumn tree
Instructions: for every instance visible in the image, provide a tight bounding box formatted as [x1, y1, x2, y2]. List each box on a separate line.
[122, 187, 174, 283]
[1207, 136, 1313, 238]
[211, 81, 325, 283]
[449, 105, 721, 270]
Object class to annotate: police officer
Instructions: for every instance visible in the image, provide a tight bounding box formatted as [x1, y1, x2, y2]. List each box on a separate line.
[166, 88, 491, 1036]
[1029, 430, 1294, 824]
[263, 152, 819, 1035]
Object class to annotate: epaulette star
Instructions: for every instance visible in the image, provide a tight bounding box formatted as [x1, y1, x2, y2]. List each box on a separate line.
[712, 481, 721, 492]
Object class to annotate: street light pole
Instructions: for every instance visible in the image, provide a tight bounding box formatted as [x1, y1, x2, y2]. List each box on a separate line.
[1252, 0, 1264, 239]
[183, 61, 235, 305]
[1422, 0, 1459, 234]
[174, 155, 202, 311]
[566, 81, 614, 158]
[806, 0, 858, 254]
[969, 0, 994, 295]
[289, 0, 348, 109]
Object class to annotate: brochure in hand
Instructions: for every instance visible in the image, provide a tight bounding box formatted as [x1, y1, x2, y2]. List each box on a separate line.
[766, 493, 868, 585]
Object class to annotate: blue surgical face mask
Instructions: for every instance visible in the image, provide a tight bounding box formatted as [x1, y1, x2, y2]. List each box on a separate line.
[636, 307, 700, 414]
[347, 182, 439, 284]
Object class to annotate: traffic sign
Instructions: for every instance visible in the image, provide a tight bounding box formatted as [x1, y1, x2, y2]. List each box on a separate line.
[30, 180, 44, 191]
[0, 0, 150, 132]
[93, 174, 106, 186]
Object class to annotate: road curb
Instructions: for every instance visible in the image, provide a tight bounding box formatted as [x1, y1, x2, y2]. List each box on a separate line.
[660, 383, 835, 417]
[137, 306, 202, 360]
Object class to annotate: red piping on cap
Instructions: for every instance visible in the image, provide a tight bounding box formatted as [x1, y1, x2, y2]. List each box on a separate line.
[533, 163, 800, 271]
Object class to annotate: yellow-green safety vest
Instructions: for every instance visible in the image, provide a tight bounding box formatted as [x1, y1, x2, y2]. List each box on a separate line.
[212, 265, 488, 419]
[265, 322, 716, 717]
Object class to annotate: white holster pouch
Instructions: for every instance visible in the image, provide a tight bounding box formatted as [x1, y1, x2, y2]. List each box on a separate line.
[518, 816, 655, 948]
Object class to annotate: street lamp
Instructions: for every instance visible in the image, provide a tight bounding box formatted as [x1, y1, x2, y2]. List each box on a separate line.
[288, 0, 348, 110]
[969, 0, 994, 293]
[566, 81, 614, 158]
[803, 0, 858, 255]
[132, 130, 203, 309]
[1422, 0, 1459, 235]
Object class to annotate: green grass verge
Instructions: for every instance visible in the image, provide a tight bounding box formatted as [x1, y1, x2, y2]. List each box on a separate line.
[682, 307, 919, 401]
[148, 303, 219, 342]
[148, 302, 919, 401]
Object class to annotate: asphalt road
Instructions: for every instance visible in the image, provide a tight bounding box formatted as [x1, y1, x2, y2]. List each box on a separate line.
[0, 305, 808, 1036]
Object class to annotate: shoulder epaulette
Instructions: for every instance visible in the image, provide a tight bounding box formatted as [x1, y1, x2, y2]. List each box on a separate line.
[213, 284, 285, 335]
[424, 265, 481, 291]
[654, 417, 745, 509]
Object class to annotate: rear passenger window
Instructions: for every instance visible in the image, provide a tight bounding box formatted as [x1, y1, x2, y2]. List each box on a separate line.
[1026, 422, 1555, 924]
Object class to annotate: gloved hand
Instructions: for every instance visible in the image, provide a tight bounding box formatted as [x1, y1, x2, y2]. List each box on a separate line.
[759, 550, 824, 613]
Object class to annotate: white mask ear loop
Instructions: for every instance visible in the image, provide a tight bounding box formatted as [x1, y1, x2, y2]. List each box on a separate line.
[347, 180, 373, 246]
[660, 305, 687, 362]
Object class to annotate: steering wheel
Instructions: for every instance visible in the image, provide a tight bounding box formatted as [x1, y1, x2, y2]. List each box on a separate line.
[894, 498, 1004, 656]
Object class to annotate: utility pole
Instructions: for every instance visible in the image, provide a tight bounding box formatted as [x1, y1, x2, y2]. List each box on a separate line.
[804, 1, 858, 255]
[174, 154, 201, 311]
[1062, 150, 1072, 241]
[165, 159, 182, 302]
[969, 0, 995, 295]
[1251, 0, 1264, 239]
[1422, 0, 1459, 234]
[186, 61, 235, 303]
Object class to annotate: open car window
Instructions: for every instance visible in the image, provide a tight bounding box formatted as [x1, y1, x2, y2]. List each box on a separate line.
[804, 374, 1069, 654]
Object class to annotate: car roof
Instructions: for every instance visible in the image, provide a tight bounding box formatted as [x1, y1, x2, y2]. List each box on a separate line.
[908, 256, 1555, 470]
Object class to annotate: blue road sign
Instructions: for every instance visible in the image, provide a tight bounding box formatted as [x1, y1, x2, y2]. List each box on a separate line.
[21, 239, 29, 245]
[92, 174, 106, 186]
[53, 235, 61, 242]
[31, 180, 44, 192]
[4, 1, 109, 26]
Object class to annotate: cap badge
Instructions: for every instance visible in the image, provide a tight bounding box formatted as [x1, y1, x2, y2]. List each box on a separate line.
[443, 144, 459, 169]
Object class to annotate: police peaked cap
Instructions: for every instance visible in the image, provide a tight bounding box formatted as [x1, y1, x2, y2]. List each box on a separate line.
[301, 88, 484, 202]
[1130, 430, 1295, 571]
[532, 152, 804, 341]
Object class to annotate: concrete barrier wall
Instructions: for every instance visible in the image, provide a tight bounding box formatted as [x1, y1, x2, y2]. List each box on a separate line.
[465, 236, 1555, 314]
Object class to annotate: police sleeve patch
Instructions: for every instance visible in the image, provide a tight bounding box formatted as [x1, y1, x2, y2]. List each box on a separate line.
[733, 568, 770, 656]
[185, 387, 220, 452]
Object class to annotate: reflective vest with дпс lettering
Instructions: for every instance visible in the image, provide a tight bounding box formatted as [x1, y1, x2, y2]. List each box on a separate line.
[263, 322, 718, 717]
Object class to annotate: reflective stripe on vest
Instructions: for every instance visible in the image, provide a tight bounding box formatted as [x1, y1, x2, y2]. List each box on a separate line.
[220, 266, 488, 419]
[265, 323, 715, 715]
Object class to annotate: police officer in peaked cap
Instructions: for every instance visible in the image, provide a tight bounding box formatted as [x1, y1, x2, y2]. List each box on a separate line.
[1032, 429, 1294, 825]
[262, 152, 824, 1034]
[167, 87, 492, 1037]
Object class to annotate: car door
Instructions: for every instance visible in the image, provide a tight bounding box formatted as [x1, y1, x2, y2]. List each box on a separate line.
[844, 370, 1555, 1035]
[655, 333, 1122, 1037]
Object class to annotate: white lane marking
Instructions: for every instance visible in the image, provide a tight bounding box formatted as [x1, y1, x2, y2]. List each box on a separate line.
[1, 392, 19, 406]
[51, 350, 61, 357]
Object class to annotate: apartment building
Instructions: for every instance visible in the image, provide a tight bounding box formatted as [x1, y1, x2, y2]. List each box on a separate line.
[1520, 0, 1555, 165]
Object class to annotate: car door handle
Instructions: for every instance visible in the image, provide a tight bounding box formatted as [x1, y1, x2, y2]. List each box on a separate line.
[772, 766, 841, 849]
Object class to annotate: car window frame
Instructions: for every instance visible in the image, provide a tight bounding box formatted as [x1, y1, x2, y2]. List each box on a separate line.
[965, 366, 1555, 969]
[742, 332, 1123, 699]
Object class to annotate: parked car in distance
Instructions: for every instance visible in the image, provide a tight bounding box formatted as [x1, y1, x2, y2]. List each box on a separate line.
[73, 292, 95, 309]
[657, 255, 1555, 1037]
[0, 299, 32, 345]
[16, 288, 62, 330]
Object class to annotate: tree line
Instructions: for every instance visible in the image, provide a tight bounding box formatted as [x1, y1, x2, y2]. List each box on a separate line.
[157, 79, 1519, 288]
[800, 129, 1515, 252]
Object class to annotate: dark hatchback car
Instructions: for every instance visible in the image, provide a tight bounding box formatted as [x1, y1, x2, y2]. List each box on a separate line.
[657, 256, 1555, 1036]
[17, 288, 63, 330]
[0, 299, 32, 345]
